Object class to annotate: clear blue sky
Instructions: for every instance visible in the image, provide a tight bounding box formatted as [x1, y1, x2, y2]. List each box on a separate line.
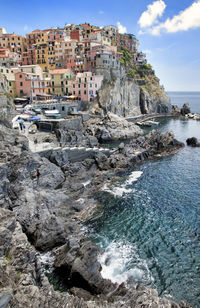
[1, 0, 200, 91]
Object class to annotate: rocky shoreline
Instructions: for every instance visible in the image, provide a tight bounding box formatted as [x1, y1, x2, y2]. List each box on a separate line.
[0, 111, 194, 308]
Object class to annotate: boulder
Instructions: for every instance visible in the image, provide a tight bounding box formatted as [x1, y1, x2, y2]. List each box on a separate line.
[84, 113, 143, 142]
[54, 237, 116, 295]
[181, 103, 191, 116]
[186, 137, 200, 147]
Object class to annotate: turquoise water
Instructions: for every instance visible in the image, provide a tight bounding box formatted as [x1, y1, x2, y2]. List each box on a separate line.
[87, 115, 200, 307]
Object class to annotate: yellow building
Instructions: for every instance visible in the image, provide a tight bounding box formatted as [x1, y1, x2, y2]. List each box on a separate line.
[35, 42, 56, 72]
[0, 33, 26, 54]
[49, 69, 74, 96]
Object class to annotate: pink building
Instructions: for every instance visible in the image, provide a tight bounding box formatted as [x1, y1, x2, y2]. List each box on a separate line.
[31, 78, 50, 102]
[15, 72, 31, 97]
[66, 58, 85, 74]
[68, 71, 103, 102]
[21, 47, 36, 65]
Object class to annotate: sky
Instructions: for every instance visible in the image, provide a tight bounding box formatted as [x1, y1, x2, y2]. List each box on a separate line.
[0, 0, 200, 91]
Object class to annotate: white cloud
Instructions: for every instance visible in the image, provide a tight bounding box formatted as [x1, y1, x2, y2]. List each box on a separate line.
[150, 0, 200, 35]
[138, 0, 166, 28]
[117, 22, 127, 34]
[99, 10, 104, 15]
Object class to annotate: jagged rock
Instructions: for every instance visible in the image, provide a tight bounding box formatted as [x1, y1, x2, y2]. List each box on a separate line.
[94, 152, 110, 170]
[140, 87, 171, 114]
[171, 105, 181, 115]
[0, 119, 191, 308]
[54, 237, 116, 296]
[84, 113, 143, 142]
[186, 137, 200, 147]
[96, 77, 171, 117]
[181, 103, 191, 116]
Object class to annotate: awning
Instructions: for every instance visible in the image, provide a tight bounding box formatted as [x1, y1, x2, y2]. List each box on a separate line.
[29, 116, 41, 121]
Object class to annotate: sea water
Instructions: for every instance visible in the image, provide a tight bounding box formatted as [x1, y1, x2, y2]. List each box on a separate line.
[86, 93, 200, 307]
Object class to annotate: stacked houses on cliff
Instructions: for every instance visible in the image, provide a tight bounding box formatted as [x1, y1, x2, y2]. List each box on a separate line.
[0, 24, 146, 103]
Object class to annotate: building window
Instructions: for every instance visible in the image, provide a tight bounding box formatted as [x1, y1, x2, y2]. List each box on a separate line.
[78, 90, 81, 95]
[90, 84, 92, 87]
[20, 90, 23, 94]
[61, 74, 63, 79]
[73, 84, 75, 88]
[95, 84, 97, 88]
[73, 91, 76, 95]
[62, 88, 64, 92]
[19, 74, 22, 78]
[66, 81, 68, 85]
[21, 69, 23, 72]
[52, 75, 54, 79]
[78, 84, 80, 88]
[84, 90, 86, 94]
[62, 106, 65, 111]
[20, 82, 23, 86]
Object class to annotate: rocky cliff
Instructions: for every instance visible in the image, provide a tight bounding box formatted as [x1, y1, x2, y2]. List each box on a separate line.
[95, 49, 171, 117]
[0, 113, 191, 307]
[96, 76, 171, 118]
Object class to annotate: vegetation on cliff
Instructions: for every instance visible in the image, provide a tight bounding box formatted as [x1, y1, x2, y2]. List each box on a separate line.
[119, 46, 165, 97]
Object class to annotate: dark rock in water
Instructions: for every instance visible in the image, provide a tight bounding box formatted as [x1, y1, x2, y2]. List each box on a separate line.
[186, 137, 200, 147]
[181, 103, 191, 116]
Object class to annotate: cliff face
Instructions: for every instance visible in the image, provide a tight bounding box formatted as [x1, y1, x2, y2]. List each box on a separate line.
[96, 76, 171, 117]
[95, 48, 171, 118]
[97, 78, 141, 117]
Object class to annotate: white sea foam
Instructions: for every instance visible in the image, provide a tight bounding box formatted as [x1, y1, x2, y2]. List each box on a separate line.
[81, 179, 91, 187]
[98, 241, 153, 285]
[102, 171, 143, 197]
[39, 251, 55, 274]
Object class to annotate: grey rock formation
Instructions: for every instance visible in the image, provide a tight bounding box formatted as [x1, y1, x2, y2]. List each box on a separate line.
[84, 113, 143, 142]
[96, 77, 171, 117]
[140, 87, 171, 114]
[98, 78, 141, 117]
[0, 120, 191, 308]
[171, 105, 181, 115]
[186, 137, 200, 147]
[181, 103, 191, 116]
